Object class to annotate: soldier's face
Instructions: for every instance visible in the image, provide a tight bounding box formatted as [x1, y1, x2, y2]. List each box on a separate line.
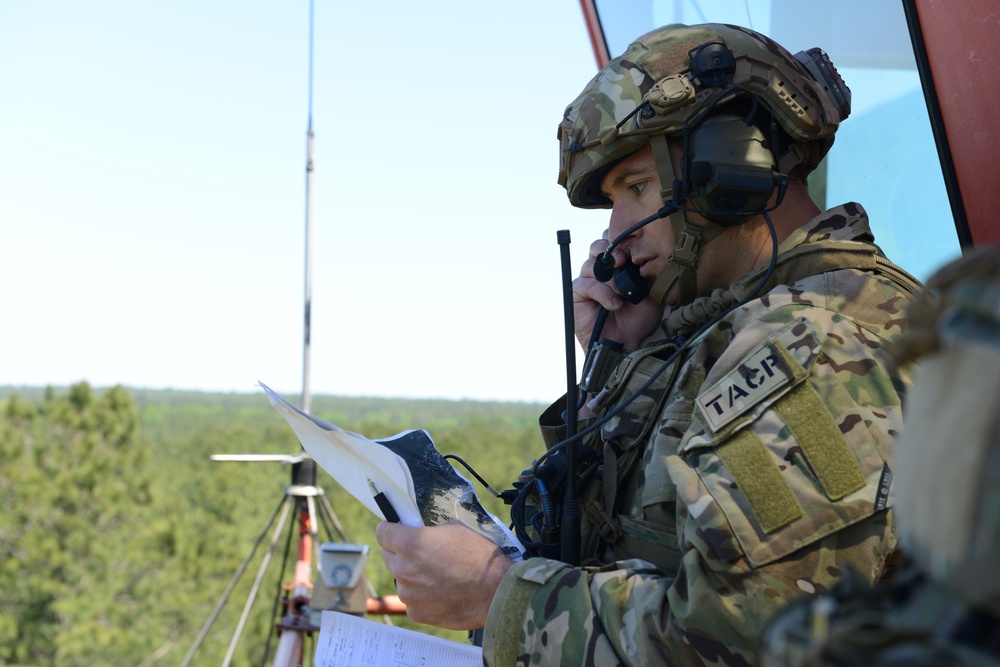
[600, 147, 679, 299]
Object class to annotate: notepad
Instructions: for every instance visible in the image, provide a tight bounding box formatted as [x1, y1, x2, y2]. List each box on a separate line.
[315, 611, 482, 667]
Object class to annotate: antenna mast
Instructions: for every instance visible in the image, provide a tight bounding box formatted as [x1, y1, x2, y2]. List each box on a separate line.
[301, 0, 315, 413]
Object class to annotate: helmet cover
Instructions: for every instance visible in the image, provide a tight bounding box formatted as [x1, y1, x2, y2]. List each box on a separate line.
[558, 23, 850, 208]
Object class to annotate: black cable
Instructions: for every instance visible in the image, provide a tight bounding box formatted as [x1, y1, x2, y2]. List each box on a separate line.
[597, 187, 786, 274]
[510, 477, 543, 552]
[443, 454, 501, 498]
[577, 307, 612, 412]
[588, 307, 610, 350]
[615, 100, 652, 130]
[594, 203, 678, 281]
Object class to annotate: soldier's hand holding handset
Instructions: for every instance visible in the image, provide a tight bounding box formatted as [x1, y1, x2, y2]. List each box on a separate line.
[573, 231, 665, 352]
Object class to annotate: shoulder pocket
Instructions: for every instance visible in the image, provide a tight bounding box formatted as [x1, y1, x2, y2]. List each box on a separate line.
[674, 317, 893, 567]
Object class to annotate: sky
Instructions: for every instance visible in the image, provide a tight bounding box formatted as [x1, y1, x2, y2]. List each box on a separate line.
[1, 0, 611, 403]
[0, 1, 958, 405]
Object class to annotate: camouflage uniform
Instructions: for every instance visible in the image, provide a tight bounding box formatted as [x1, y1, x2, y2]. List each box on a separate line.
[482, 204, 919, 666]
[759, 248, 1000, 667]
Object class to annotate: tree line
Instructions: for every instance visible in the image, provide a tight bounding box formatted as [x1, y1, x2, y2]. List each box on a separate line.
[0, 383, 543, 666]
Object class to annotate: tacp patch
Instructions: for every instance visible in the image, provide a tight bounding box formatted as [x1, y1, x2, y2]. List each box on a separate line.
[696, 342, 794, 432]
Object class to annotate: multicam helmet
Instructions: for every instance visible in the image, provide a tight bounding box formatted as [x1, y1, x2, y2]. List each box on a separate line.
[557, 23, 851, 209]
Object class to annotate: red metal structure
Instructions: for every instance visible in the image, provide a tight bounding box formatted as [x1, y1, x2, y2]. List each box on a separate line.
[907, 0, 1000, 248]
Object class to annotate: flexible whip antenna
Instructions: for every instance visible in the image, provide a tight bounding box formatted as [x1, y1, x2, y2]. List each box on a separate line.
[557, 230, 581, 566]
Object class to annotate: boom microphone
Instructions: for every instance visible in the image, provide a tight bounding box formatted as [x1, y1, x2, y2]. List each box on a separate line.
[592, 203, 678, 283]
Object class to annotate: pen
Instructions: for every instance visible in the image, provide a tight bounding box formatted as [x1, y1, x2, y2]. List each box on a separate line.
[367, 477, 400, 523]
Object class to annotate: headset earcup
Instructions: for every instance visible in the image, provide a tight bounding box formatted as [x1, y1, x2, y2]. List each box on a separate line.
[686, 114, 778, 225]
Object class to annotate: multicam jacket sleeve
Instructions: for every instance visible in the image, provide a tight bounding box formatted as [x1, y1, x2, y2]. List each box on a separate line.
[482, 205, 917, 667]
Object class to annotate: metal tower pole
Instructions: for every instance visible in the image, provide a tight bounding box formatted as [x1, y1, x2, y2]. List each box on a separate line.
[301, 0, 315, 414]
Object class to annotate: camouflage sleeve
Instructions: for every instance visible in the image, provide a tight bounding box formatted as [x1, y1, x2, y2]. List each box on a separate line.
[482, 274, 913, 667]
[483, 557, 676, 666]
[482, 514, 896, 666]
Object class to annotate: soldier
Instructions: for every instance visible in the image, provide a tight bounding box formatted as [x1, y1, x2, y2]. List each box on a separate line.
[759, 248, 1000, 667]
[377, 23, 921, 666]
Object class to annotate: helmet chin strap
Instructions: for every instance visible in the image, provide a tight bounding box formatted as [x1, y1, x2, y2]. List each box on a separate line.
[649, 219, 726, 305]
[647, 135, 725, 306]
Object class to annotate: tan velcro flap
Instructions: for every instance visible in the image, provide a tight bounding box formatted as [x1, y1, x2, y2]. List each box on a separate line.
[676, 317, 891, 567]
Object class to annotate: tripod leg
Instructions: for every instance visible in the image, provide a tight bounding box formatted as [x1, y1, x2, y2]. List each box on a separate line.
[181, 492, 289, 667]
[318, 492, 349, 542]
[221, 495, 294, 667]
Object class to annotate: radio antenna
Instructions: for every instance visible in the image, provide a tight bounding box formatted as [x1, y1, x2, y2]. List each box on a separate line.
[301, 0, 316, 413]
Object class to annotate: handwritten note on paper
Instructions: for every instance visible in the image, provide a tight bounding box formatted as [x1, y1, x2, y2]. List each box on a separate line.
[315, 611, 482, 667]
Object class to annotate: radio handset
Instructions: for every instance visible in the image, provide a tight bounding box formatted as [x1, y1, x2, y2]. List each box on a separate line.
[580, 261, 651, 393]
[592, 202, 677, 301]
[613, 261, 651, 305]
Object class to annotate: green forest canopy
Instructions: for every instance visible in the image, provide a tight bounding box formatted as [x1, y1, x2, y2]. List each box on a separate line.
[0, 384, 544, 666]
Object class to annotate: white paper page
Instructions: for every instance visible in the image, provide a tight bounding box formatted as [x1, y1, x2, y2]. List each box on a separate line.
[261, 382, 525, 558]
[260, 382, 423, 527]
[315, 611, 482, 667]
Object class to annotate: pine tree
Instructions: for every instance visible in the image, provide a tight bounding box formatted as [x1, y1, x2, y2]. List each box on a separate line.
[0, 383, 159, 666]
